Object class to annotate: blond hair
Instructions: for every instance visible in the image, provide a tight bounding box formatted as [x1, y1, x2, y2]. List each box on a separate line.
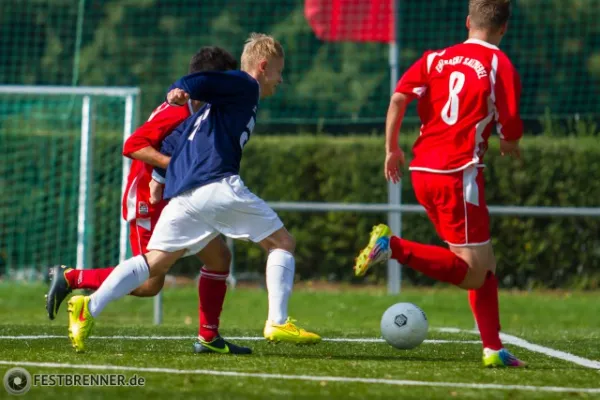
[240, 33, 284, 71]
[469, 0, 512, 30]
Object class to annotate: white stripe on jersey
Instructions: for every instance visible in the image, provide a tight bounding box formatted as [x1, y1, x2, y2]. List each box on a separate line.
[126, 174, 139, 222]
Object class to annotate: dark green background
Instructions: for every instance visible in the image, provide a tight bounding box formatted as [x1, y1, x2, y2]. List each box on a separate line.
[1, 0, 599, 126]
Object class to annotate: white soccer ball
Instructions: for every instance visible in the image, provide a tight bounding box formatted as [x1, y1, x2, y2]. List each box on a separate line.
[380, 302, 429, 349]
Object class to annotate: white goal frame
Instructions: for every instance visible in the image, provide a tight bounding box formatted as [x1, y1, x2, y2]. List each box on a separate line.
[0, 85, 140, 272]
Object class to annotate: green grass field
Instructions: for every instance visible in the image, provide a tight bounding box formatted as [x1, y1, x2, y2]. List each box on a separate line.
[0, 282, 599, 399]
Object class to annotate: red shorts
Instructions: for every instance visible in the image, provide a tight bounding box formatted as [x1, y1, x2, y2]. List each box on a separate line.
[128, 204, 165, 256]
[411, 167, 490, 246]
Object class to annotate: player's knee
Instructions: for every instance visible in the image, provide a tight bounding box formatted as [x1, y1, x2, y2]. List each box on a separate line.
[460, 260, 492, 289]
[146, 278, 165, 296]
[451, 243, 495, 289]
[209, 245, 231, 272]
[145, 249, 183, 277]
[137, 284, 162, 297]
[260, 228, 296, 253]
[467, 272, 487, 290]
[131, 277, 164, 297]
[277, 232, 296, 253]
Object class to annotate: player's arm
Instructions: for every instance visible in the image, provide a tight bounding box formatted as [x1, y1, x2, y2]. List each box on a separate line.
[384, 93, 409, 183]
[494, 55, 524, 158]
[384, 54, 429, 183]
[167, 70, 258, 106]
[150, 165, 167, 204]
[148, 123, 185, 183]
[147, 130, 180, 184]
[148, 118, 192, 204]
[123, 122, 171, 169]
[122, 104, 188, 168]
[128, 147, 170, 169]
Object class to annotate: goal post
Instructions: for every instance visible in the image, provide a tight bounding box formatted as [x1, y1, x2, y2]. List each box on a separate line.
[0, 85, 139, 278]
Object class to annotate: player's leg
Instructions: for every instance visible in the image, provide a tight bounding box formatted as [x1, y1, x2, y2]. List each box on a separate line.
[131, 215, 240, 351]
[442, 243, 524, 367]
[128, 217, 166, 297]
[259, 228, 319, 344]
[447, 168, 525, 367]
[355, 168, 525, 366]
[61, 219, 144, 293]
[66, 194, 200, 352]
[191, 237, 250, 354]
[66, 219, 165, 296]
[354, 170, 469, 286]
[45, 220, 159, 320]
[45, 220, 142, 319]
[66, 186, 250, 353]
[205, 176, 320, 344]
[194, 237, 232, 343]
[259, 227, 296, 327]
[67, 248, 184, 352]
[131, 215, 236, 340]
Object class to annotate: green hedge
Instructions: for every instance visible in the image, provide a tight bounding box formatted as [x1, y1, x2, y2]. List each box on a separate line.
[2, 131, 599, 288]
[232, 135, 600, 289]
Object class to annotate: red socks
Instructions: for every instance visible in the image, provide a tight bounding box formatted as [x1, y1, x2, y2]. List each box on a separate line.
[469, 272, 503, 350]
[65, 268, 115, 290]
[390, 236, 468, 286]
[198, 267, 229, 342]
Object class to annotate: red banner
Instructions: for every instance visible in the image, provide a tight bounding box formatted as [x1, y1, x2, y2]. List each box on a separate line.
[305, 0, 394, 43]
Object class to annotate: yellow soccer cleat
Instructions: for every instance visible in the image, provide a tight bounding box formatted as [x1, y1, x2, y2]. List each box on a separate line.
[354, 224, 392, 277]
[67, 295, 95, 353]
[264, 317, 321, 345]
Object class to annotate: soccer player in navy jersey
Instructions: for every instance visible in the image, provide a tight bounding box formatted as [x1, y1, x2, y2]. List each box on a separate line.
[66, 33, 321, 354]
[47, 47, 244, 354]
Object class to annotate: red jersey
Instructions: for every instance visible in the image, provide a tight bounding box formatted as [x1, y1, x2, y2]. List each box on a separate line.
[395, 38, 523, 173]
[122, 102, 193, 222]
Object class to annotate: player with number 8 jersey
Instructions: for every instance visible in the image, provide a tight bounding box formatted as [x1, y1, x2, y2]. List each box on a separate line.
[398, 39, 522, 175]
[396, 37, 522, 247]
[354, 0, 527, 368]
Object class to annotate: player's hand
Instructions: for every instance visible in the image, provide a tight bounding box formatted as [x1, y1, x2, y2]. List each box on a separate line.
[500, 139, 521, 159]
[384, 148, 405, 184]
[167, 88, 190, 106]
[149, 179, 164, 205]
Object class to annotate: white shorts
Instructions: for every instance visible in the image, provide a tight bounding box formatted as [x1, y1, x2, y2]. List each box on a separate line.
[147, 175, 284, 256]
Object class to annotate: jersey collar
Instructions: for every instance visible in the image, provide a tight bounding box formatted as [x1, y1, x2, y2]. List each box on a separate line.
[464, 38, 499, 50]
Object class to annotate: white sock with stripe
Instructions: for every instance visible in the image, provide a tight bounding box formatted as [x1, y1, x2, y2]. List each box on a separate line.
[266, 249, 295, 325]
[88, 255, 149, 317]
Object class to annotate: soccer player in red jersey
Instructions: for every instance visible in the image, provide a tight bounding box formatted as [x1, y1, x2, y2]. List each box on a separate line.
[46, 47, 247, 353]
[355, 0, 526, 367]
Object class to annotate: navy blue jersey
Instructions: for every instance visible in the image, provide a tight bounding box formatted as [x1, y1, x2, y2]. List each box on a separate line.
[156, 70, 259, 199]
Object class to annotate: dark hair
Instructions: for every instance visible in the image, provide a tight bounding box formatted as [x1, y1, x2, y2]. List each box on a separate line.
[469, 0, 512, 30]
[188, 46, 238, 74]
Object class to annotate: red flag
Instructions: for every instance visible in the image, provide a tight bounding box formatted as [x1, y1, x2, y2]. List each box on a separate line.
[305, 0, 394, 43]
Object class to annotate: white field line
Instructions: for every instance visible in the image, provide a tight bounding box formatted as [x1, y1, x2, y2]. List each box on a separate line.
[499, 332, 600, 370]
[0, 360, 598, 394]
[1, 327, 598, 369]
[0, 335, 479, 345]
[434, 328, 600, 370]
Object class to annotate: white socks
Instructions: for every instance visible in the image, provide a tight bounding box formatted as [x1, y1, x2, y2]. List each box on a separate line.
[88, 255, 149, 318]
[265, 249, 295, 325]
